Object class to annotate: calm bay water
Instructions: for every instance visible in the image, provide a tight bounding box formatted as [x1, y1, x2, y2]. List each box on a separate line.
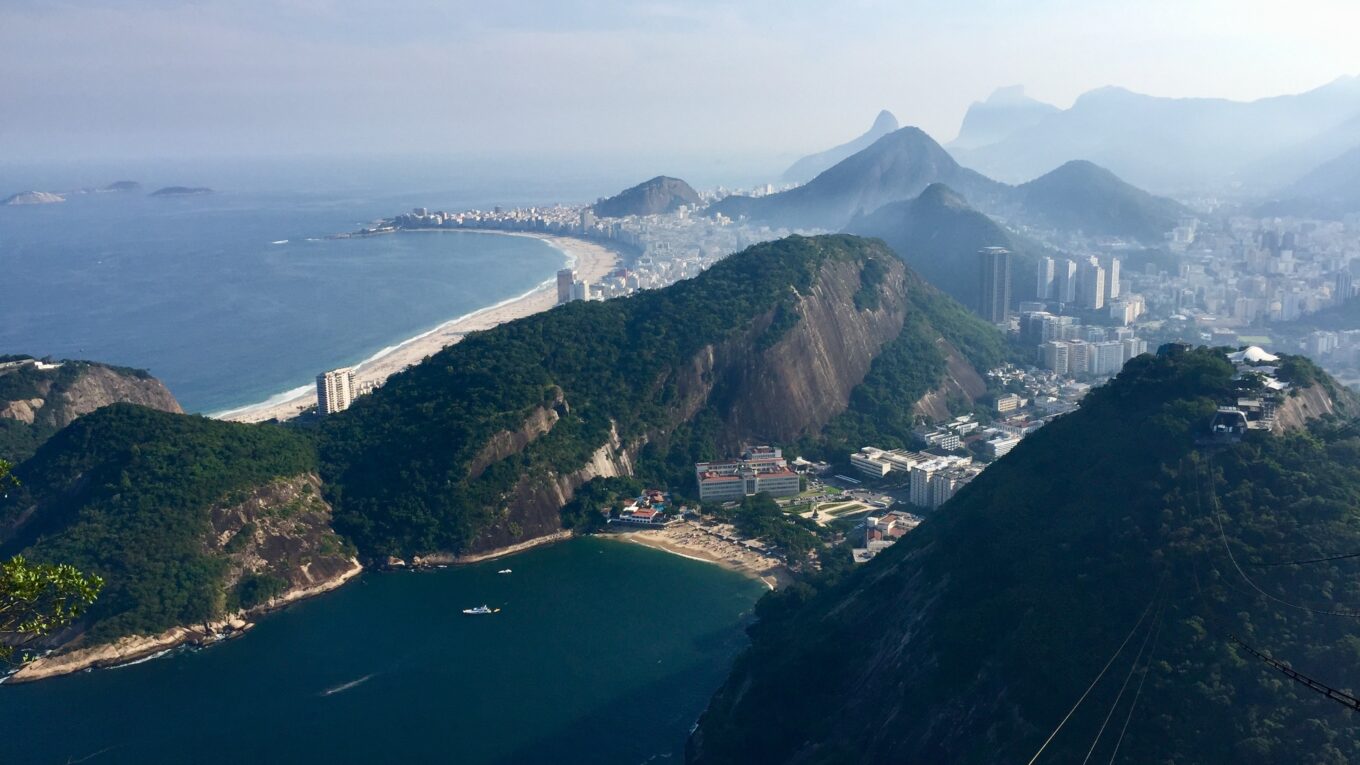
[0, 190, 565, 413]
[0, 538, 765, 764]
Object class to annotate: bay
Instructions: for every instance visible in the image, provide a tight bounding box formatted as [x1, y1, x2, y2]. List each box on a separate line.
[0, 190, 565, 414]
[0, 538, 765, 765]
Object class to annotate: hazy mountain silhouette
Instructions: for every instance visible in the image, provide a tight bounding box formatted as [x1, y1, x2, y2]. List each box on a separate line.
[782, 110, 900, 184]
[949, 85, 1059, 150]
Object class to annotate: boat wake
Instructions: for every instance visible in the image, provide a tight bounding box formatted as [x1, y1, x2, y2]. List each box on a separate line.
[320, 673, 375, 697]
[271, 239, 289, 245]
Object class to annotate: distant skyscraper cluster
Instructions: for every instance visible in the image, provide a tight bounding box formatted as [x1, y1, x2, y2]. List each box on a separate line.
[1036, 254, 1120, 309]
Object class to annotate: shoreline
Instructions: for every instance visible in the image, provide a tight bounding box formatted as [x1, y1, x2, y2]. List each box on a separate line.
[603, 522, 791, 591]
[214, 231, 623, 424]
[5, 558, 364, 684]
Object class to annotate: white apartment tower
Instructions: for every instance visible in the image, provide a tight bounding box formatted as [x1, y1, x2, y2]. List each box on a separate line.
[317, 368, 357, 415]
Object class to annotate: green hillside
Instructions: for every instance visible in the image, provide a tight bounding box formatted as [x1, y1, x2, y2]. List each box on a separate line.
[0, 406, 325, 642]
[316, 234, 1004, 557]
[691, 347, 1360, 763]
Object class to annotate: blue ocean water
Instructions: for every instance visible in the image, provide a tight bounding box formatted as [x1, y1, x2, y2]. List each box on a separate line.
[0, 189, 565, 413]
[0, 538, 766, 765]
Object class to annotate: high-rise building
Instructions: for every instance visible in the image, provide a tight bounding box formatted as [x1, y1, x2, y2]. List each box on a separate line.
[316, 367, 357, 415]
[1078, 258, 1106, 310]
[977, 247, 1011, 323]
[1055, 259, 1078, 303]
[1101, 256, 1121, 301]
[1036, 256, 1056, 300]
[556, 269, 576, 305]
[570, 279, 592, 302]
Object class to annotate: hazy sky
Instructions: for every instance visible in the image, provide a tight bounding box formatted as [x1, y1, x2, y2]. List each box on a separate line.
[3, 0, 1358, 162]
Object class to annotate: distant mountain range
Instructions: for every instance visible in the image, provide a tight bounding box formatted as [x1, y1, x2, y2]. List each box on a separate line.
[711, 127, 1004, 230]
[949, 86, 1059, 151]
[1257, 144, 1360, 218]
[713, 124, 1184, 254]
[951, 76, 1360, 193]
[1007, 159, 1188, 241]
[782, 110, 900, 184]
[592, 175, 701, 218]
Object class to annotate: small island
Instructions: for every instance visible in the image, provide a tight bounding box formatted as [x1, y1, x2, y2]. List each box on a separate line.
[2, 190, 65, 205]
[150, 186, 214, 197]
[104, 180, 142, 192]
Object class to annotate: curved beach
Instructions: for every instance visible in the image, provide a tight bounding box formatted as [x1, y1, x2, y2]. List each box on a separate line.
[216, 232, 622, 423]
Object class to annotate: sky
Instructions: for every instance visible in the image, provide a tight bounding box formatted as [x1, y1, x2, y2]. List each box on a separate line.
[3, 0, 1359, 164]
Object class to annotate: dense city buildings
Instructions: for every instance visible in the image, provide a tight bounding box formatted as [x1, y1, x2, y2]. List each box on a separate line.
[695, 446, 802, 502]
[316, 367, 356, 414]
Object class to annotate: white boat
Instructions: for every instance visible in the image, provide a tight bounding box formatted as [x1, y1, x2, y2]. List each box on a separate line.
[462, 604, 499, 615]
[497, 568, 512, 574]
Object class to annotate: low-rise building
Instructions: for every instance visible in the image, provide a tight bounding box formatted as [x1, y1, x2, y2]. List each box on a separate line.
[695, 446, 801, 502]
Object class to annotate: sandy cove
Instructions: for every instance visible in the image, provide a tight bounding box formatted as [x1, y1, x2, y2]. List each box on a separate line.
[607, 521, 792, 590]
[216, 232, 623, 424]
[6, 558, 364, 684]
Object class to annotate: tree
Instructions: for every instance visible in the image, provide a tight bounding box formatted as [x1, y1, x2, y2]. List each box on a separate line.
[0, 460, 104, 663]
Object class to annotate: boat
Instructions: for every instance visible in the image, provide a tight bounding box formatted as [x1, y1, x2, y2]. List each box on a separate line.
[461, 605, 500, 615]
[497, 568, 512, 574]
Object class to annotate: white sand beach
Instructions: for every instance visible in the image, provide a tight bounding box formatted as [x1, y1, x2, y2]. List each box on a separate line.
[215, 232, 622, 423]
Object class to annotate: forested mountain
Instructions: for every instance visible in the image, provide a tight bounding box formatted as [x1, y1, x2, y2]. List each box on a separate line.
[690, 347, 1360, 764]
[709, 128, 1005, 230]
[1009, 160, 1187, 242]
[591, 175, 702, 218]
[0, 356, 181, 463]
[316, 234, 1004, 558]
[0, 406, 355, 649]
[949, 85, 1059, 150]
[782, 110, 900, 184]
[952, 76, 1360, 192]
[0, 235, 1004, 663]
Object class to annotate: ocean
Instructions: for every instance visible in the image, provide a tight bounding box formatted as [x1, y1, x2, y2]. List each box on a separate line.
[0, 187, 568, 414]
[0, 538, 766, 764]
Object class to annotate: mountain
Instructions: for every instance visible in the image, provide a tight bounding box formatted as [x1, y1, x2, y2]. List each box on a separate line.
[1009, 160, 1187, 241]
[316, 234, 1003, 558]
[150, 186, 213, 197]
[0, 405, 358, 676]
[710, 128, 1005, 230]
[949, 86, 1059, 151]
[690, 347, 1360, 763]
[0, 356, 182, 463]
[0, 236, 1003, 671]
[782, 110, 900, 184]
[1258, 144, 1360, 218]
[592, 176, 702, 218]
[845, 183, 1047, 310]
[2, 191, 64, 205]
[953, 76, 1360, 193]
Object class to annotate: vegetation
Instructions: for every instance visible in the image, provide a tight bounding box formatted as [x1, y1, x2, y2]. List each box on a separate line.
[0, 405, 317, 642]
[692, 348, 1360, 763]
[316, 235, 999, 558]
[710, 494, 821, 561]
[0, 460, 103, 662]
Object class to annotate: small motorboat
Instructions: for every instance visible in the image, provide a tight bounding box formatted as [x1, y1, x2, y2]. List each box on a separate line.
[462, 605, 500, 615]
[497, 569, 512, 574]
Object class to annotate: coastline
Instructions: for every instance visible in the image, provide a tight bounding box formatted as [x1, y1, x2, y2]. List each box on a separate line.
[6, 558, 364, 684]
[604, 522, 791, 591]
[214, 231, 623, 424]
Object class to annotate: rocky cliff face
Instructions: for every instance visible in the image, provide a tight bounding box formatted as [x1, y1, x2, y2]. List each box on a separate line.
[207, 472, 358, 601]
[0, 359, 182, 462]
[461, 250, 974, 555]
[1272, 380, 1358, 433]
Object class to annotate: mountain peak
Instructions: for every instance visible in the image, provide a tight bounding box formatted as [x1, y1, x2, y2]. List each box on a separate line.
[781, 109, 905, 184]
[592, 175, 700, 218]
